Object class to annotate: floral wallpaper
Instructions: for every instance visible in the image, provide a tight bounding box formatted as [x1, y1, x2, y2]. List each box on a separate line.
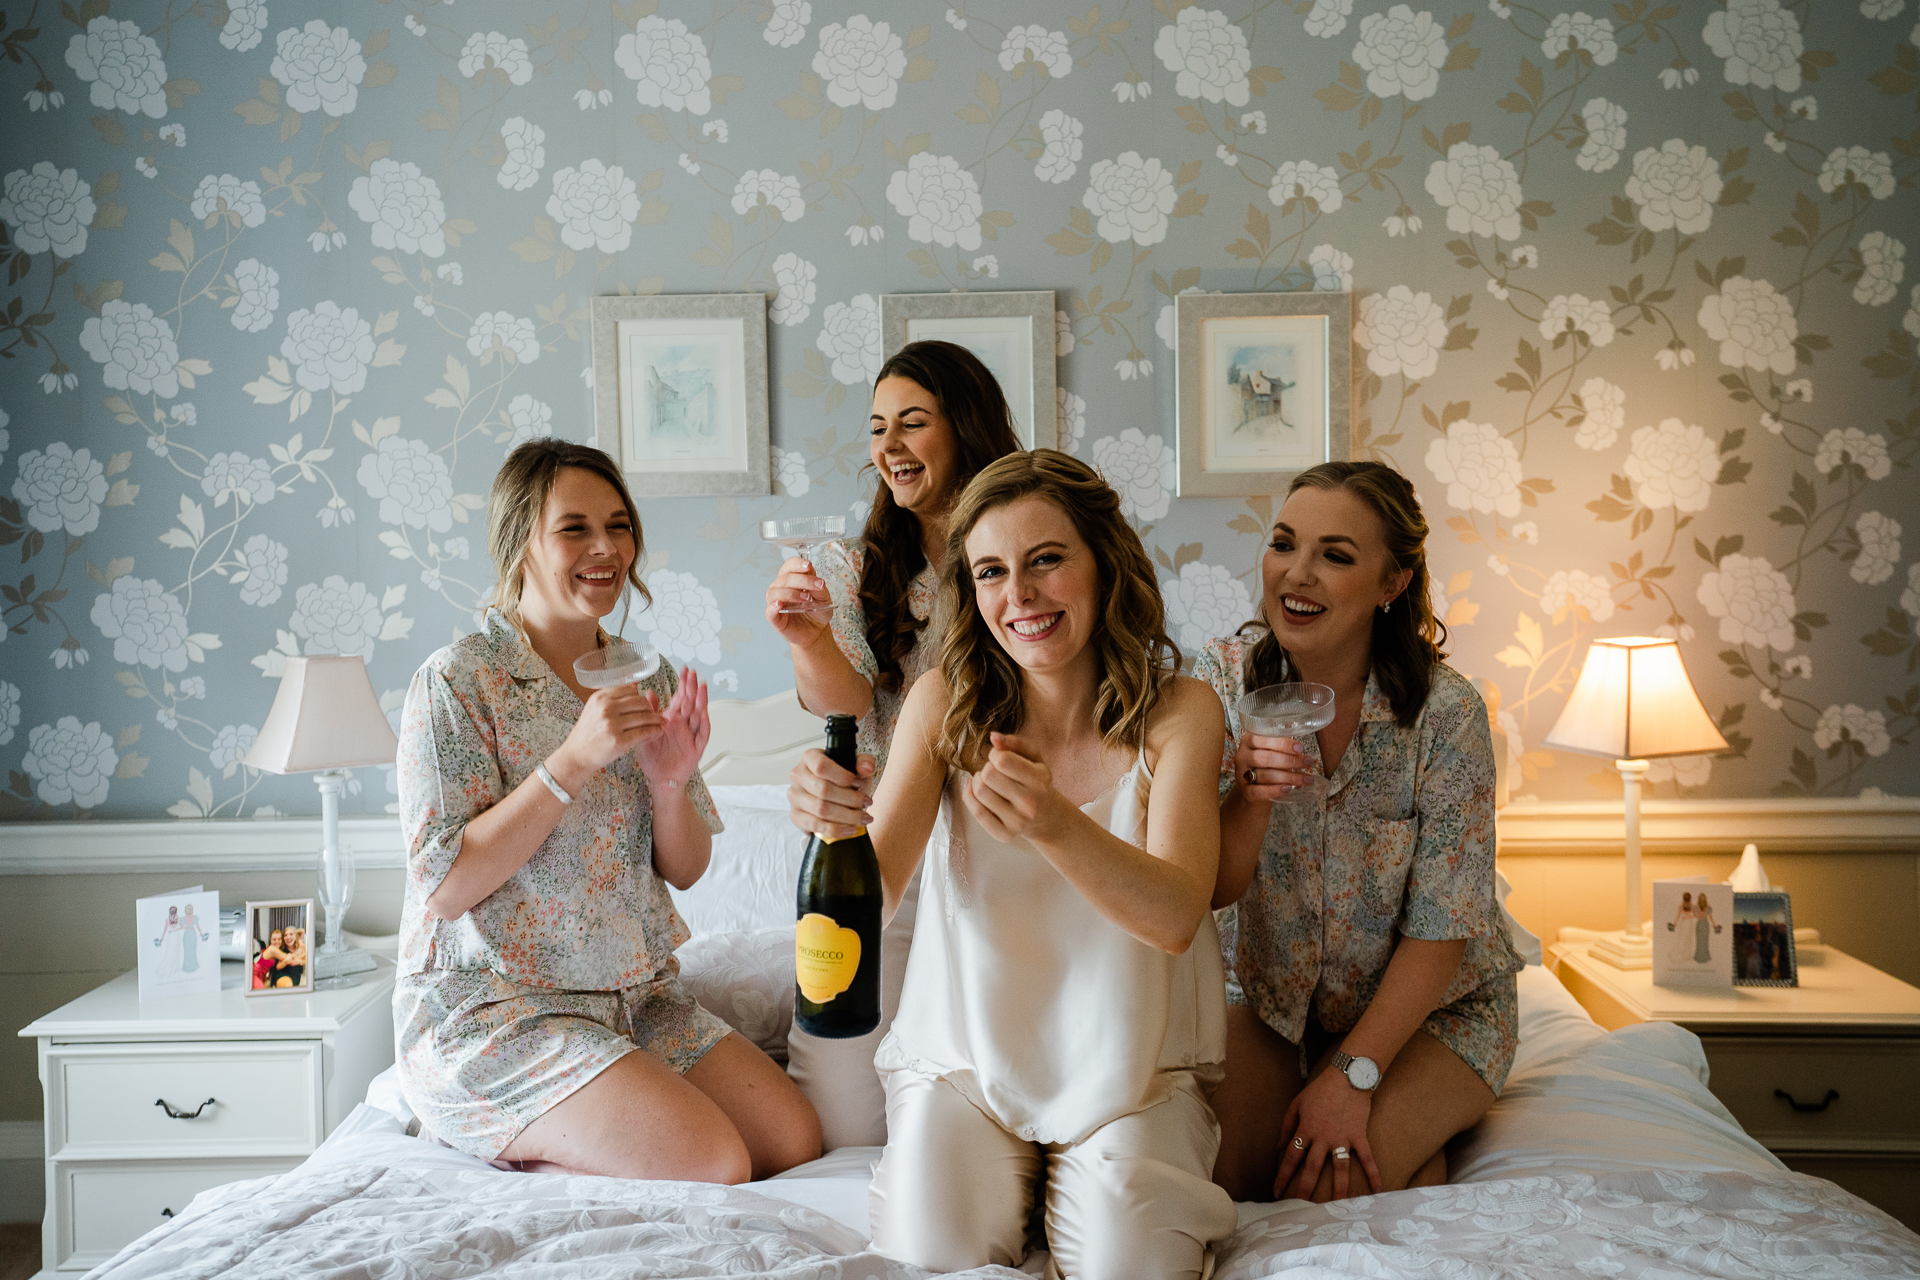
[0, 0, 1914, 823]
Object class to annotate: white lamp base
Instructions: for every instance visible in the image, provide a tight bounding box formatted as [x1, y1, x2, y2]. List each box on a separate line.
[313, 945, 378, 979]
[1589, 930, 1653, 969]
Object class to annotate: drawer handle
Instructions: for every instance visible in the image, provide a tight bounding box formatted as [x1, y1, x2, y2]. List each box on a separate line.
[155, 1096, 216, 1120]
[160, 1208, 174, 1220]
[1773, 1088, 1840, 1114]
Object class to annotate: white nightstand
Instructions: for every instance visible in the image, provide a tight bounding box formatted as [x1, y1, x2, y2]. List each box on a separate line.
[1549, 939, 1920, 1230]
[17, 958, 396, 1274]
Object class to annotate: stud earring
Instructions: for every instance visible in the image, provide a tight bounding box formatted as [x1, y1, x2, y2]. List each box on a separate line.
[1381, 599, 1392, 614]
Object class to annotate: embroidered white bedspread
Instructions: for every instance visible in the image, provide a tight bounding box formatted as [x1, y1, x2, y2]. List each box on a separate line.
[85, 1160, 1920, 1278]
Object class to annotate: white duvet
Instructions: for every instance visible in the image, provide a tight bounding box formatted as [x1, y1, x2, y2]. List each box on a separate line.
[85, 968, 1920, 1278]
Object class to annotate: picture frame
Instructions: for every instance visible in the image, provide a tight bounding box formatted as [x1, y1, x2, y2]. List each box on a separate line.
[591, 293, 770, 497]
[1175, 291, 1351, 497]
[1732, 891, 1797, 987]
[246, 898, 315, 996]
[880, 290, 1057, 449]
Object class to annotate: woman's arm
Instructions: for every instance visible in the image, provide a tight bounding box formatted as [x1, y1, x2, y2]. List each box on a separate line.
[1213, 730, 1311, 908]
[767, 547, 876, 720]
[1326, 936, 1467, 1071]
[964, 677, 1223, 955]
[788, 669, 948, 920]
[636, 666, 716, 892]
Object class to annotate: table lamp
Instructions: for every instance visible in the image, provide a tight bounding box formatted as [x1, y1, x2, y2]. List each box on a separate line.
[244, 655, 399, 987]
[1543, 636, 1728, 969]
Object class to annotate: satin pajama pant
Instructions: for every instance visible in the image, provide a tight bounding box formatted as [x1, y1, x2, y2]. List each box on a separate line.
[868, 1069, 1238, 1280]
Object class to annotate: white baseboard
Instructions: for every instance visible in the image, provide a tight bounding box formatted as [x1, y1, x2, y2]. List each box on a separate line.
[0, 795, 1914, 875]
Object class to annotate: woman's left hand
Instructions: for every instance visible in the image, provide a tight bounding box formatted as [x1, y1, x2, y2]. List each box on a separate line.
[1274, 1066, 1383, 1203]
[961, 731, 1067, 845]
[635, 666, 711, 789]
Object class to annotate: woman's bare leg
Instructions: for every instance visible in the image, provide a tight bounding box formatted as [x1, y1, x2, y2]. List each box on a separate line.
[498, 1047, 750, 1181]
[1209, 1005, 1307, 1201]
[683, 1031, 822, 1179]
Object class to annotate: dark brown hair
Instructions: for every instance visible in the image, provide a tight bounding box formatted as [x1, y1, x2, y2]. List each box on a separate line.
[935, 450, 1179, 770]
[1242, 460, 1446, 728]
[859, 341, 1022, 692]
[484, 440, 649, 635]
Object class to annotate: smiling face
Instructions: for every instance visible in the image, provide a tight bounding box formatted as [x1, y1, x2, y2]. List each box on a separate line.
[518, 467, 637, 628]
[965, 493, 1100, 677]
[870, 376, 961, 520]
[1261, 484, 1412, 674]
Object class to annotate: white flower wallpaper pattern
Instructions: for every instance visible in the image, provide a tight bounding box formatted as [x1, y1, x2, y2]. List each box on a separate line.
[0, 0, 1915, 821]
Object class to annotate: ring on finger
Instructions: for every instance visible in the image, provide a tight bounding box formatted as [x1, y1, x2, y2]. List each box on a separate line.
[1291, 1136, 1306, 1151]
[1332, 1147, 1350, 1160]
[1244, 767, 1258, 785]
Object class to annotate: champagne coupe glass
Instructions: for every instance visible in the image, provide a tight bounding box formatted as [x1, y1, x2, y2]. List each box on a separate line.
[761, 516, 846, 614]
[1237, 682, 1337, 805]
[314, 838, 358, 990]
[574, 638, 661, 689]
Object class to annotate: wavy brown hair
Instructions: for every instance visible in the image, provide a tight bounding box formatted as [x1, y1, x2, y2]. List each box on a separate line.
[484, 440, 650, 637]
[935, 450, 1180, 771]
[1242, 460, 1446, 728]
[858, 341, 1022, 692]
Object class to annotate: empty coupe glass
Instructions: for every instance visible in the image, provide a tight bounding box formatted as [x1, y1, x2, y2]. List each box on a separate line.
[1237, 682, 1337, 805]
[761, 516, 846, 614]
[574, 639, 661, 689]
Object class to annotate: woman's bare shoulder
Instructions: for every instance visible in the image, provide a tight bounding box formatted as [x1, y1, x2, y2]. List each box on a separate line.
[1146, 673, 1227, 746]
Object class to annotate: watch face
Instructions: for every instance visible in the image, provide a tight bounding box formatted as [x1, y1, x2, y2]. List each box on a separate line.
[1347, 1056, 1381, 1090]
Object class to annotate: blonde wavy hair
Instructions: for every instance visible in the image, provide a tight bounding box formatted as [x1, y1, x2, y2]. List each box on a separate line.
[935, 450, 1179, 771]
[483, 440, 650, 637]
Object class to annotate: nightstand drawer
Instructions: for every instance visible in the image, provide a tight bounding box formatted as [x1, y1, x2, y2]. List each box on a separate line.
[54, 1156, 295, 1272]
[51, 1041, 323, 1158]
[1701, 1036, 1920, 1150]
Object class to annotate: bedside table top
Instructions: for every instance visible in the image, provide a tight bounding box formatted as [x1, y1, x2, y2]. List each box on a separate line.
[1551, 941, 1920, 1031]
[18, 957, 397, 1041]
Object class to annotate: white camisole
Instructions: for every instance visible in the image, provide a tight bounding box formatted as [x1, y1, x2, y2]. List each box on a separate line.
[875, 750, 1227, 1145]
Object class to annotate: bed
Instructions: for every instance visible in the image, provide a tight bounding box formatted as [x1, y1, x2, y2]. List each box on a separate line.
[82, 693, 1920, 1278]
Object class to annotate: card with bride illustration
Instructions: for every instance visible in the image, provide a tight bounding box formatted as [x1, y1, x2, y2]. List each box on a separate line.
[136, 886, 223, 1002]
[1651, 877, 1734, 989]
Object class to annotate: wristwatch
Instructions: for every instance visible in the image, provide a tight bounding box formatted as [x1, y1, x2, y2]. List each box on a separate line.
[1330, 1049, 1381, 1091]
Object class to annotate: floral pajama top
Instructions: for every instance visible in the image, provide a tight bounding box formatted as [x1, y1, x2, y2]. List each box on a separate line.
[815, 538, 942, 780]
[1195, 637, 1523, 1087]
[397, 609, 723, 991]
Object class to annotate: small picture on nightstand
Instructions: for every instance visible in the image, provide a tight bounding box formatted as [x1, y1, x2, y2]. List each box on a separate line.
[247, 899, 315, 996]
[1733, 891, 1797, 988]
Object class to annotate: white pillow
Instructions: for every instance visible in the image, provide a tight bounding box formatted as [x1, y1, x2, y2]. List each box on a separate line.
[1494, 865, 1543, 966]
[673, 785, 807, 936]
[675, 927, 797, 1060]
[785, 863, 920, 1151]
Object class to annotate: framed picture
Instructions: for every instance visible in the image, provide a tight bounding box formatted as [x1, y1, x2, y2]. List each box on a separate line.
[1732, 891, 1798, 987]
[880, 291, 1057, 449]
[246, 898, 315, 996]
[591, 293, 770, 497]
[1175, 291, 1351, 497]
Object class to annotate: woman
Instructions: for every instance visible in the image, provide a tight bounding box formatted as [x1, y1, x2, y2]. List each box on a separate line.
[395, 440, 819, 1182]
[254, 927, 286, 990]
[1666, 892, 1699, 963]
[789, 451, 1236, 1279]
[279, 926, 306, 988]
[765, 340, 1022, 777]
[1199, 460, 1523, 1204]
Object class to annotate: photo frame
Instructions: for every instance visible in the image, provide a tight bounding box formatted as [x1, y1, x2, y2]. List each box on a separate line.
[591, 293, 770, 497]
[1732, 891, 1798, 988]
[1176, 291, 1351, 497]
[880, 291, 1057, 449]
[246, 898, 315, 997]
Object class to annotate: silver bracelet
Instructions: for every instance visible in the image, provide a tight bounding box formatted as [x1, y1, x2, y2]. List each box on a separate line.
[533, 761, 572, 805]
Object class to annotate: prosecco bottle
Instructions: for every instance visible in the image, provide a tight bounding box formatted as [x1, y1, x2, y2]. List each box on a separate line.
[794, 713, 882, 1038]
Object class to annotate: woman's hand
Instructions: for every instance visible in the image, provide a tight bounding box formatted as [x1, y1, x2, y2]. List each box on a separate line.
[765, 555, 832, 646]
[1234, 731, 1314, 803]
[961, 732, 1069, 846]
[550, 680, 666, 786]
[635, 666, 711, 788]
[789, 747, 874, 839]
[1274, 1066, 1383, 1203]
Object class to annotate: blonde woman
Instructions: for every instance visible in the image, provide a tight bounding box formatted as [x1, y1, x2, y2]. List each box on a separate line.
[395, 440, 819, 1182]
[1200, 461, 1523, 1204]
[789, 451, 1236, 1280]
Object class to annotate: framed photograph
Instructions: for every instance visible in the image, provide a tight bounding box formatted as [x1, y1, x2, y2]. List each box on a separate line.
[1651, 878, 1732, 989]
[1176, 291, 1351, 497]
[1733, 891, 1798, 987]
[136, 885, 222, 1002]
[246, 898, 315, 996]
[591, 293, 770, 497]
[880, 291, 1057, 449]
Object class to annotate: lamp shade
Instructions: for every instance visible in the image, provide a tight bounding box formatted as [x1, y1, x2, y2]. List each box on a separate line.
[243, 655, 399, 774]
[1543, 636, 1728, 761]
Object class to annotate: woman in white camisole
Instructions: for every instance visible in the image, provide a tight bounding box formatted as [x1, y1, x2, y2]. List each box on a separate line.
[788, 451, 1237, 1280]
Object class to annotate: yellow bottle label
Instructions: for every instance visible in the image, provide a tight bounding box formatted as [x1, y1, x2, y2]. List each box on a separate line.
[795, 912, 862, 1004]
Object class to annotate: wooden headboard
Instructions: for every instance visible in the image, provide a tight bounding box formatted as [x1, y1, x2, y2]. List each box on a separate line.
[697, 688, 822, 785]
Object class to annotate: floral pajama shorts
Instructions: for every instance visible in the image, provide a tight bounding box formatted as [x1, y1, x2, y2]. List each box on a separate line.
[394, 960, 732, 1161]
